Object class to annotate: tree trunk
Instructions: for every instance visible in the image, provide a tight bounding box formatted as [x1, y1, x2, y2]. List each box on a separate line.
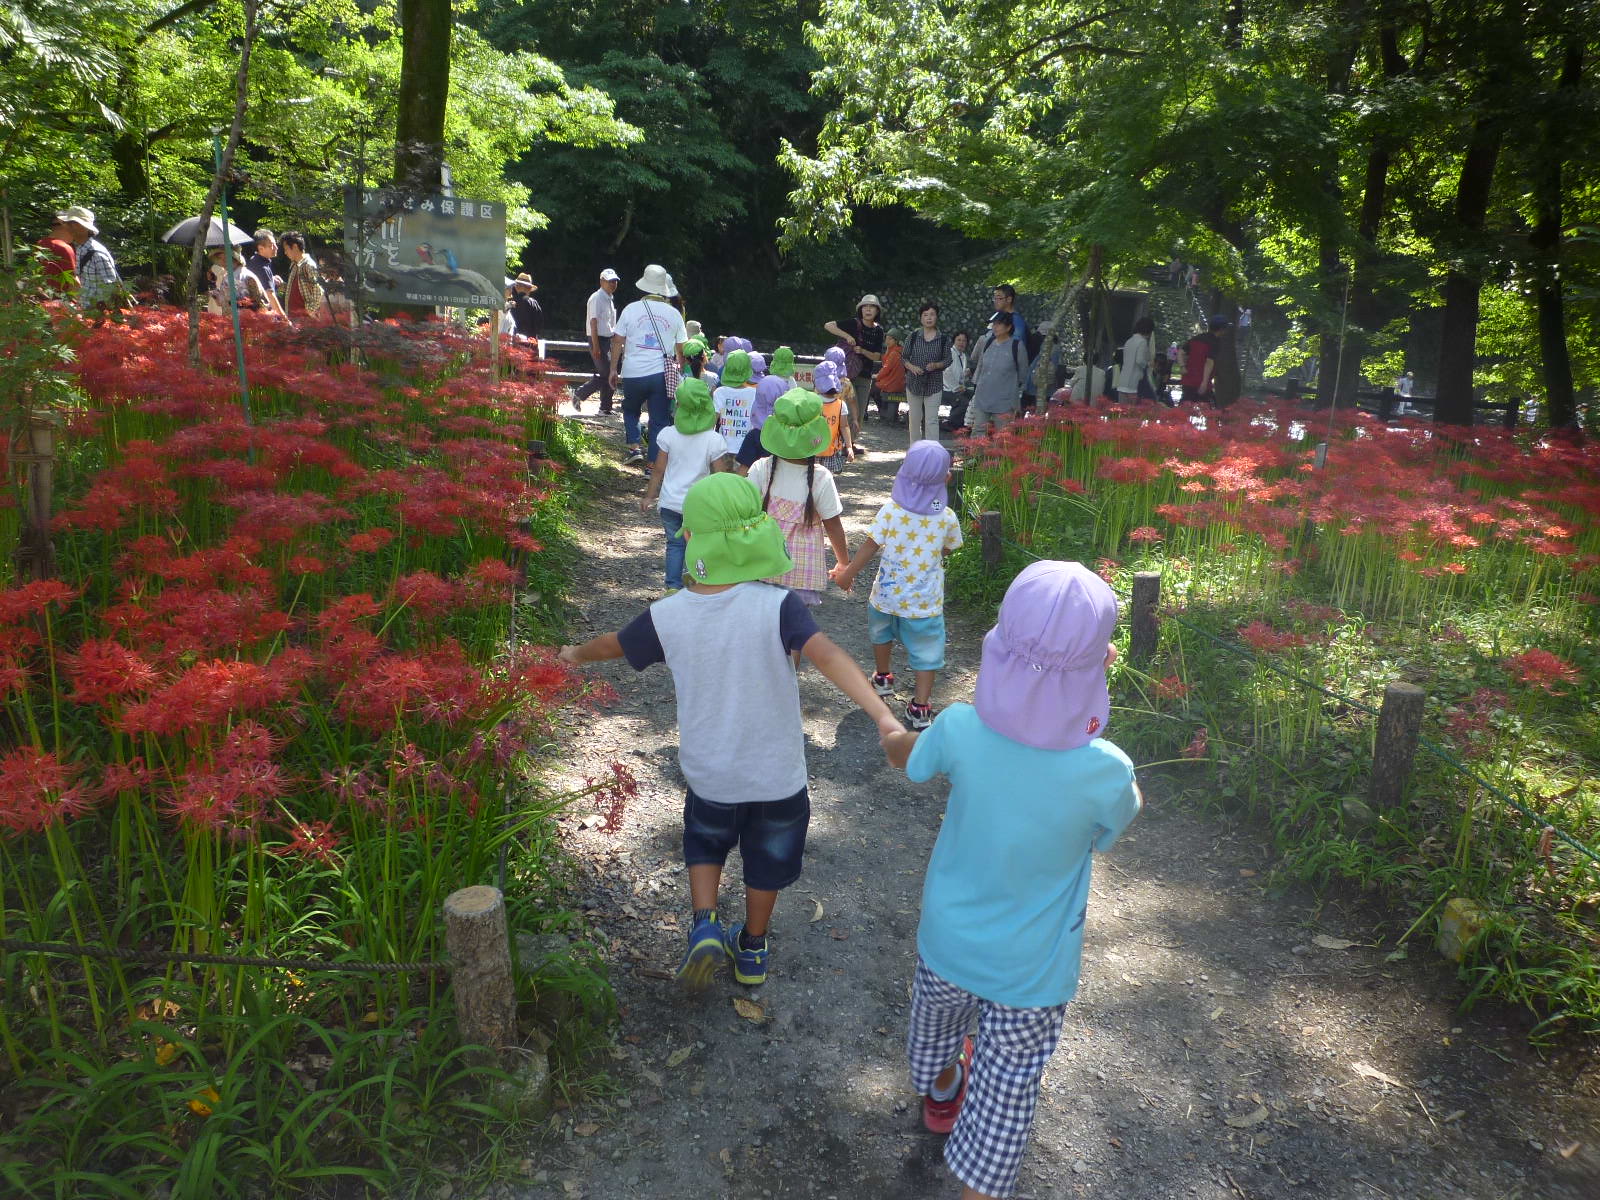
[395, 0, 452, 190]
[1434, 118, 1503, 425]
[1530, 42, 1582, 429]
[184, 0, 258, 367]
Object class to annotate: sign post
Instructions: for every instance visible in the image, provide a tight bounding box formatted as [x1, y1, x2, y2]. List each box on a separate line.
[343, 188, 507, 312]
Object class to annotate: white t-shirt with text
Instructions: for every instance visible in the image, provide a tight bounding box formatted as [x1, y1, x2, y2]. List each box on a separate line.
[714, 384, 759, 454]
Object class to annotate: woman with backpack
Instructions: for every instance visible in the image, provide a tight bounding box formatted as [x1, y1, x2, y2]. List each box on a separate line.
[968, 312, 1028, 438]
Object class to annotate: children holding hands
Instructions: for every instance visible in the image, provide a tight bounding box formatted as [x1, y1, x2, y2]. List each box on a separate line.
[560, 474, 903, 989]
[880, 561, 1141, 1200]
[832, 440, 962, 729]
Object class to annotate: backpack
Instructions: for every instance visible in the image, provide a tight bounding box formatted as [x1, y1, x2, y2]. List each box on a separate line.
[978, 333, 1026, 381]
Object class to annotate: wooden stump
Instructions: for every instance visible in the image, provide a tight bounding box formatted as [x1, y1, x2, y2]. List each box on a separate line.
[1370, 682, 1425, 810]
[948, 465, 965, 517]
[444, 885, 516, 1058]
[979, 510, 1002, 569]
[1130, 572, 1160, 664]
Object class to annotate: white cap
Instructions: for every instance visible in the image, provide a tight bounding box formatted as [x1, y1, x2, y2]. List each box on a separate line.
[599, 268, 620, 281]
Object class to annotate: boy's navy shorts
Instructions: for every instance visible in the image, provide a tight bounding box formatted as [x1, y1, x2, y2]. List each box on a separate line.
[682, 785, 810, 890]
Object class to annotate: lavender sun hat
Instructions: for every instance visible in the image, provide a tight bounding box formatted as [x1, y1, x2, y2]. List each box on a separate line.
[812, 359, 842, 394]
[752, 375, 788, 429]
[974, 561, 1119, 751]
[823, 346, 847, 367]
[891, 440, 951, 516]
[749, 351, 768, 379]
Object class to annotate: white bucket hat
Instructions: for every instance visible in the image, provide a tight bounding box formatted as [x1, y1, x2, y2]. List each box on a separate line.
[856, 293, 882, 314]
[636, 263, 672, 294]
[55, 205, 98, 236]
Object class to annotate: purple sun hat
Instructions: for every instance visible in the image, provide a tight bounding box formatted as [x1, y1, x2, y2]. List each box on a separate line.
[752, 375, 787, 429]
[813, 359, 842, 394]
[749, 351, 768, 379]
[823, 346, 847, 367]
[892, 440, 952, 516]
[726, 336, 753, 354]
[974, 562, 1119, 751]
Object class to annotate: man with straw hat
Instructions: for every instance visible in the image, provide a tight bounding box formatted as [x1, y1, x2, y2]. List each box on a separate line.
[508, 273, 544, 344]
[559, 473, 901, 990]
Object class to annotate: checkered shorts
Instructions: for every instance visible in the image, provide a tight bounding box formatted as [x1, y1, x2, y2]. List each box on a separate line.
[907, 958, 1067, 1198]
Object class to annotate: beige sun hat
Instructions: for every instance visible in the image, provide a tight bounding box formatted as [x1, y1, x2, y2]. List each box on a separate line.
[636, 263, 672, 294]
[55, 205, 98, 235]
[856, 293, 882, 314]
[513, 272, 537, 290]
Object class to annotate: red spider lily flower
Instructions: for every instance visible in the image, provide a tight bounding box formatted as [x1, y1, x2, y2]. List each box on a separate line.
[1154, 675, 1191, 701]
[1238, 621, 1308, 653]
[315, 593, 383, 632]
[1181, 726, 1209, 759]
[65, 638, 159, 705]
[287, 554, 327, 575]
[0, 579, 80, 624]
[1503, 649, 1579, 693]
[1127, 527, 1164, 543]
[273, 819, 343, 866]
[117, 660, 300, 738]
[345, 528, 396, 554]
[0, 747, 94, 835]
[391, 571, 462, 620]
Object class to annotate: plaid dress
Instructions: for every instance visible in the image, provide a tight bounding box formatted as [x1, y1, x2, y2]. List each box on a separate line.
[763, 495, 829, 597]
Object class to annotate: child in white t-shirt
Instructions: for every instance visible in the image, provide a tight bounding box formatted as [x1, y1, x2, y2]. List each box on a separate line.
[640, 378, 731, 591]
[832, 440, 962, 730]
[747, 391, 849, 617]
[713, 349, 760, 451]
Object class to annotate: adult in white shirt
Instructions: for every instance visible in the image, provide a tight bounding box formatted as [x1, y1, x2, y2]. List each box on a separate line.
[610, 263, 687, 466]
[1115, 316, 1156, 403]
[574, 268, 620, 414]
[1394, 370, 1414, 415]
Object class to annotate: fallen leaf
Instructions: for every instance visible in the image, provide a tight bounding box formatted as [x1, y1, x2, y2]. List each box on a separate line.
[719, 1147, 733, 1170]
[811, 898, 825, 923]
[1238, 868, 1257, 878]
[638, 1067, 663, 1087]
[1352, 1061, 1402, 1088]
[1442, 1110, 1465, 1124]
[666, 1047, 693, 1068]
[1209, 1006, 1224, 1020]
[1384, 949, 1408, 962]
[1560, 1142, 1582, 1159]
[1225, 1104, 1269, 1128]
[732, 996, 768, 1023]
[573, 1122, 599, 1137]
[1312, 934, 1357, 950]
[829, 928, 849, 941]
[562, 1180, 583, 1197]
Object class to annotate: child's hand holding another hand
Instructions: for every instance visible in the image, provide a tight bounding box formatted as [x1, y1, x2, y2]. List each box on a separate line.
[829, 563, 854, 592]
[881, 727, 918, 769]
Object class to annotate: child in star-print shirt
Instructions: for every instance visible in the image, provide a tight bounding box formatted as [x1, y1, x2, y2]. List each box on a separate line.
[832, 440, 962, 730]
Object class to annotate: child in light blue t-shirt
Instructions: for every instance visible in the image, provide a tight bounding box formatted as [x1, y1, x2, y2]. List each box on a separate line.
[882, 561, 1141, 1200]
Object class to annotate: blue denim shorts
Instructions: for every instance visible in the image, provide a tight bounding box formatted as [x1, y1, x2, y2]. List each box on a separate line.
[868, 606, 947, 671]
[682, 785, 810, 891]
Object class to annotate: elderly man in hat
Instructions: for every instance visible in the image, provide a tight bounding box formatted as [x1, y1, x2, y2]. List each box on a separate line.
[574, 267, 621, 414]
[35, 206, 97, 299]
[63, 207, 120, 310]
[508, 273, 545, 344]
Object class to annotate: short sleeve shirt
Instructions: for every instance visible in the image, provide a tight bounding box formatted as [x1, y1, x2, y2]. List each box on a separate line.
[747, 456, 843, 521]
[909, 704, 1140, 1007]
[587, 287, 617, 338]
[714, 385, 758, 452]
[654, 426, 730, 512]
[867, 501, 962, 618]
[614, 298, 686, 378]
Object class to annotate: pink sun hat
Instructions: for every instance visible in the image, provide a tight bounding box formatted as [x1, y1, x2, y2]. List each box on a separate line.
[974, 561, 1118, 751]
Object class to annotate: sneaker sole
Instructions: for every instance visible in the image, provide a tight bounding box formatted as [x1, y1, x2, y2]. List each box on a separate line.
[731, 961, 767, 986]
[676, 935, 725, 991]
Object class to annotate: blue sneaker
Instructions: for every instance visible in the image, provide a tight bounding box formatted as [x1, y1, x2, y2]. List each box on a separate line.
[676, 914, 726, 991]
[722, 922, 769, 986]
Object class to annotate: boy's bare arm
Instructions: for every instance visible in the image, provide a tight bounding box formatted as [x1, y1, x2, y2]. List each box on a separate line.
[882, 729, 919, 770]
[559, 633, 625, 665]
[831, 535, 880, 591]
[801, 633, 902, 740]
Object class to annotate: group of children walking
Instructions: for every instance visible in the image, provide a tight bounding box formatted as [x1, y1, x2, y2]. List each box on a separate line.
[560, 353, 1142, 1200]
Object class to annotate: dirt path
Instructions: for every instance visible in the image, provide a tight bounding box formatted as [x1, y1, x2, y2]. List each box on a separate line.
[509, 414, 1600, 1200]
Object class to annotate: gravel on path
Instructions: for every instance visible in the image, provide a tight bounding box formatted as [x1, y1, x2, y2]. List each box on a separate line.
[507, 413, 1600, 1200]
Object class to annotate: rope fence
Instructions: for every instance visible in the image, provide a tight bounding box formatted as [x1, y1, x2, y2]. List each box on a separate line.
[955, 486, 1600, 876]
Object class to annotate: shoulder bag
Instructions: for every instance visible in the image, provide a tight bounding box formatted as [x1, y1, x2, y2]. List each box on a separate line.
[642, 300, 682, 399]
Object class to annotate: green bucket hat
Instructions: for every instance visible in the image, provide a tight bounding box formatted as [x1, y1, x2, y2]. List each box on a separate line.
[886, 327, 907, 344]
[682, 337, 708, 360]
[769, 346, 796, 380]
[760, 389, 831, 460]
[673, 377, 715, 434]
[681, 474, 794, 586]
[720, 349, 753, 387]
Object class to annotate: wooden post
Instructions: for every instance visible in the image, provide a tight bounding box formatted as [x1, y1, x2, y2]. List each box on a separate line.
[13, 410, 60, 579]
[979, 510, 1002, 569]
[1502, 399, 1518, 431]
[1370, 682, 1425, 810]
[444, 885, 516, 1058]
[1130, 571, 1160, 664]
[948, 465, 965, 518]
[1379, 386, 1395, 421]
[527, 438, 547, 474]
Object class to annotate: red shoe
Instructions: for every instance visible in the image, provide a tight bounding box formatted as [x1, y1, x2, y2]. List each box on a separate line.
[922, 1036, 973, 1134]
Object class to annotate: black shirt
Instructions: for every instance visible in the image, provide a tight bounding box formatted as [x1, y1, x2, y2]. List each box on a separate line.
[836, 316, 886, 380]
[246, 253, 277, 296]
[510, 292, 545, 338]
